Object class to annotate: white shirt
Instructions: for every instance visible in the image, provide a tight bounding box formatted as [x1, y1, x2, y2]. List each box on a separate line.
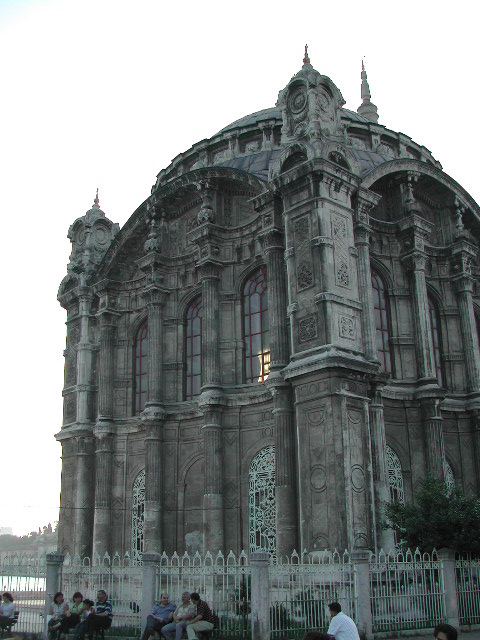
[327, 612, 360, 640]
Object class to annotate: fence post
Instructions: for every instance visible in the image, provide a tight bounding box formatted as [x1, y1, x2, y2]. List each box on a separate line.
[45, 553, 64, 638]
[437, 549, 460, 630]
[351, 550, 373, 640]
[250, 551, 270, 640]
[142, 552, 160, 633]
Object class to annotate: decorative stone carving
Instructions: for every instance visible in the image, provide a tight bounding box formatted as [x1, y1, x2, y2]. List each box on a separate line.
[299, 315, 318, 342]
[339, 315, 356, 340]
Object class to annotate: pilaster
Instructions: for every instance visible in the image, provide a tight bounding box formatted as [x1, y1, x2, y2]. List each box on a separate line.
[353, 188, 382, 362]
[76, 288, 96, 423]
[92, 428, 113, 556]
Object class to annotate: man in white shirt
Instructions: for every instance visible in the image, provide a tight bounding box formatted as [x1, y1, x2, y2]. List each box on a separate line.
[327, 602, 360, 640]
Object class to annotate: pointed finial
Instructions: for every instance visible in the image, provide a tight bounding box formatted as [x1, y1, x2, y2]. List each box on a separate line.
[94, 188, 99, 208]
[357, 59, 379, 123]
[303, 44, 310, 66]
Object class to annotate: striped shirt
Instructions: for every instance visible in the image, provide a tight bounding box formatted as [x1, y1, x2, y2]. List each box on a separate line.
[95, 600, 113, 620]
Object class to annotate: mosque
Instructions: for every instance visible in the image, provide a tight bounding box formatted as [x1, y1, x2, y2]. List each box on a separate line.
[56, 49, 480, 560]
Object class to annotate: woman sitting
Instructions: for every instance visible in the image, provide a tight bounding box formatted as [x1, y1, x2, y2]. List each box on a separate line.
[48, 592, 69, 638]
[0, 593, 15, 628]
[60, 592, 86, 633]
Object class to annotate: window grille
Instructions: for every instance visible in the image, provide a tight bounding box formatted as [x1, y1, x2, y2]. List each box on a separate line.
[386, 445, 405, 504]
[249, 445, 276, 558]
[131, 470, 145, 564]
[243, 268, 270, 384]
[185, 297, 203, 399]
[444, 460, 455, 494]
[134, 321, 148, 414]
[371, 272, 392, 374]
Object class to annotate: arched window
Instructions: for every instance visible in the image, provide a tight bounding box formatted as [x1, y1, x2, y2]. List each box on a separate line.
[428, 297, 444, 387]
[386, 445, 405, 505]
[131, 470, 145, 564]
[444, 460, 455, 494]
[185, 297, 203, 399]
[371, 272, 392, 374]
[134, 321, 148, 414]
[244, 268, 270, 384]
[249, 446, 276, 557]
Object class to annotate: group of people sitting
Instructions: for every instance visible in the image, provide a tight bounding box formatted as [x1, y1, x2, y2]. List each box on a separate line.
[141, 592, 217, 640]
[47, 589, 113, 640]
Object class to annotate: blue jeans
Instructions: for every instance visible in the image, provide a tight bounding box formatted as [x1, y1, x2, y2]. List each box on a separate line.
[161, 620, 187, 640]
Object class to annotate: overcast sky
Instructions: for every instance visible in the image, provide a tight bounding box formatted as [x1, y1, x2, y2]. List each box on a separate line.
[0, 0, 478, 537]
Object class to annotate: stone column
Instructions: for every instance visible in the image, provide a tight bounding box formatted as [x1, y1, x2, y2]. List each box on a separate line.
[250, 551, 270, 640]
[92, 430, 113, 556]
[187, 189, 225, 554]
[96, 311, 117, 421]
[437, 549, 460, 630]
[74, 435, 94, 557]
[76, 288, 95, 423]
[421, 398, 445, 480]
[202, 405, 224, 552]
[354, 189, 381, 362]
[263, 229, 289, 370]
[451, 238, 480, 393]
[369, 384, 394, 551]
[201, 263, 221, 388]
[142, 286, 166, 553]
[141, 552, 160, 631]
[262, 228, 297, 556]
[351, 550, 373, 639]
[45, 553, 64, 636]
[399, 215, 436, 383]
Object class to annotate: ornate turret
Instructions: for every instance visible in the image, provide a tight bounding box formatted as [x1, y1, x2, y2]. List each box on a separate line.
[357, 60, 379, 123]
[276, 46, 345, 149]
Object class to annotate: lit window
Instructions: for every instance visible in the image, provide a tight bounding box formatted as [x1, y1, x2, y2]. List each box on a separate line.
[428, 298, 444, 387]
[185, 297, 202, 399]
[371, 272, 392, 374]
[244, 268, 270, 384]
[134, 321, 148, 414]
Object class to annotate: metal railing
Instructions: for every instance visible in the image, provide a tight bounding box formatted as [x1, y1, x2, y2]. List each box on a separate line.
[369, 548, 446, 632]
[62, 552, 143, 633]
[155, 550, 251, 639]
[0, 553, 46, 634]
[269, 550, 355, 640]
[455, 555, 480, 625]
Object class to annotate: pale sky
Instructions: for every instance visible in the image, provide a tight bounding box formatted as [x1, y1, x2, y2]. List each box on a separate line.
[0, 0, 478, 536]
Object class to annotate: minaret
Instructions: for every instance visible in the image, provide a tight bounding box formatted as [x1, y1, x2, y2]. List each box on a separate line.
[357, 60, 379, 123]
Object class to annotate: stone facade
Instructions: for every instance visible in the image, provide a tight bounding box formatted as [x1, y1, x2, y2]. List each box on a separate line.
[56, 53, 480, 560]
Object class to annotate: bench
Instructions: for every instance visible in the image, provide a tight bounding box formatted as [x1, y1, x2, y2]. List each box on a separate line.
[0, 611, 19, 638]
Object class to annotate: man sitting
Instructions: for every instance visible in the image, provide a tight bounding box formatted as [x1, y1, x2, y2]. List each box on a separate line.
[185, 593, 216, 640]
[76, 590, 113, 640]
[141, 593, 176, 640]
[327, 602, 359, 640]
[161, 592, 196, 640]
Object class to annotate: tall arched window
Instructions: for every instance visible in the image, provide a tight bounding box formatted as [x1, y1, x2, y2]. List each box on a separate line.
[249, 445, 276, 557]
[371, 272, 392, 374]
[428, 297, 444, 387]
[185, 297, 203, 399]
[134, 321, 148, 414]
[131, 470, 145, 564]
[386, 445, 405, 505]
[244, 268, 270, 384]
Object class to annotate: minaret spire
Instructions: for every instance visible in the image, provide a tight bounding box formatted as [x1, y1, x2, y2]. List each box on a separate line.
[303, 44, 310, 66]
[93, 187, 100, 208]
[357, 59, 379, 123]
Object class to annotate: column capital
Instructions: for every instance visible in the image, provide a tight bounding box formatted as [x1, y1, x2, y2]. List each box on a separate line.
[261, 228, 284, 253]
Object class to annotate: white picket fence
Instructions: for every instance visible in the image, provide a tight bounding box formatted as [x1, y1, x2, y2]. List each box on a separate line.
[1, 548, 480, 638]
[369, 548, 446, 633]
[62, 552, 143, 632]
[456, 555, 480, 625]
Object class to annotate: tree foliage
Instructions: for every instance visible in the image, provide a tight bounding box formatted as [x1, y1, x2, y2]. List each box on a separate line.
[384, 477, 480, 556]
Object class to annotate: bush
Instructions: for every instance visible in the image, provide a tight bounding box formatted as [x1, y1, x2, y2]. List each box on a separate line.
[384, 477, 480, 555]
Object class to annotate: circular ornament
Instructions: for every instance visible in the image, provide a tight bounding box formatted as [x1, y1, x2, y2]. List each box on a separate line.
[289, 88, 307, 114]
